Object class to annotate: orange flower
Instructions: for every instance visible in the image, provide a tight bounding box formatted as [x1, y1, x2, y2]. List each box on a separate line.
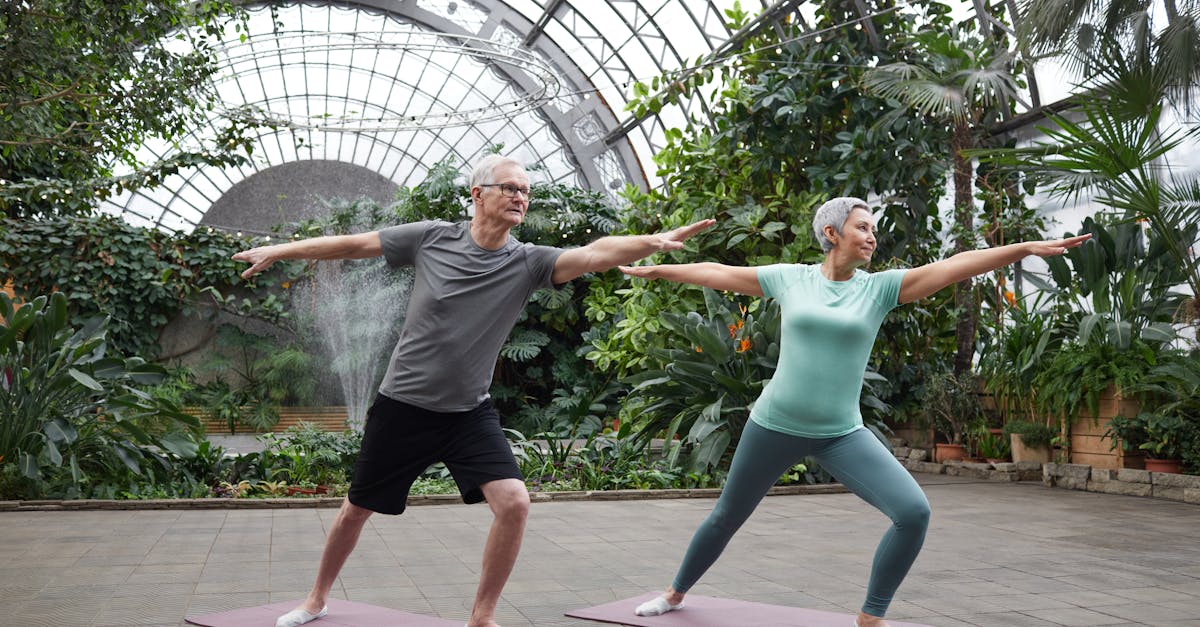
[695, 346, 703, 353]
[736, 338, 752, 353]
[1004, 290, 1016, 306]
[727, 319, 744, 337]
[281, 281, 291, 289]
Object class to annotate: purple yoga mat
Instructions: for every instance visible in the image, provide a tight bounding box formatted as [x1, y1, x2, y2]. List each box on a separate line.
[185, 598, 462, 626]
[566, 592, 934, 627]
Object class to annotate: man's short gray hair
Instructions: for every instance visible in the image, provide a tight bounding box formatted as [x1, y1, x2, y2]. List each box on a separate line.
[470, 154, 525, 189]
[812, 196, 869, 253]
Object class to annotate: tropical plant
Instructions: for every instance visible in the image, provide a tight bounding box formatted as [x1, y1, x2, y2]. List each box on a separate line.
[0, 0, 255, 217]
[974, 428, 1011, 461]
[1018, 0, 1200, 111]
[977, 31, 1200, 337]
[622, 289, 781, 472]
[862, 26, 1024, 375]
[593, 1, 959, 381]
[978, 290, 1072, 422]
[0, 292, 199, 495]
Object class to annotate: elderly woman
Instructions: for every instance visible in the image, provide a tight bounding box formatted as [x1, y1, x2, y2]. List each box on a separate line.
[623, 197, 1090, 627]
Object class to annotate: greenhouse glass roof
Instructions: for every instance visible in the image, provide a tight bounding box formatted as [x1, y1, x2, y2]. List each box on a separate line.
[100, 0, 766, 232]
[100, 0, 1046, 234]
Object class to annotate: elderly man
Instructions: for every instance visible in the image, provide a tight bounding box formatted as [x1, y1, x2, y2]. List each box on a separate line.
[233, 154, 713, 627]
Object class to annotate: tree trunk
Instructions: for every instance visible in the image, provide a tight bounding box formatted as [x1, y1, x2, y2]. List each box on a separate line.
[952, 122, 977, 376]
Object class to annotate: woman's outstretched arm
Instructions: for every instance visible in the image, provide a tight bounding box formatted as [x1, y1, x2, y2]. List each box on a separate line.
[619, 262, 764, 297]
[898, 234, 1092, 304]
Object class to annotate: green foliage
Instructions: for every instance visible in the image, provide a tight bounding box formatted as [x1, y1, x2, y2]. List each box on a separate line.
[1043, 218, 1186, 348]
[974, 429, 1011, 461]
[622, 289, 779, 472]
[170, 325, 318, 433]
[922, 371, 986, 445]
[978, 291, 1072, 421]
[0, 0, 256, 217]
[257, 424, 359, 487]
[589, 2, 967, 428]
[1032, 340, 1157, 425]
[977, 32, 1200, 334]
[0, 292, 199, 496]
[0, 214, 303, 357]
[1002, 419, 1058, 450]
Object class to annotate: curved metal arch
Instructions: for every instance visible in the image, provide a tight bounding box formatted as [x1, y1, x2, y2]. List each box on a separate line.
[102, 1, 815, 232]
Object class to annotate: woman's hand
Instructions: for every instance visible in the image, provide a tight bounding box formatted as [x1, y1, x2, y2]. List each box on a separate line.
[1025, 233, 1093, 257]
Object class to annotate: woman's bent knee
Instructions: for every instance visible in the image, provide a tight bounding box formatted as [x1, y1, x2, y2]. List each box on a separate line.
[897, 498, 931, 529]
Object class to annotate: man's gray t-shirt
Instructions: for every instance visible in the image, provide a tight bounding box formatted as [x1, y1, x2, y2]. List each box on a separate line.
[377, 220, 564, 412]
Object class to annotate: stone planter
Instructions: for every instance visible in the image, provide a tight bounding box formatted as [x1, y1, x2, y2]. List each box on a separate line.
[1010, 433, 1051, 464]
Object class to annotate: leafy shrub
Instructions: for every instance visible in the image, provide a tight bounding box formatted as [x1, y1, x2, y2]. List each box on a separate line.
[0, 292, 199, 497]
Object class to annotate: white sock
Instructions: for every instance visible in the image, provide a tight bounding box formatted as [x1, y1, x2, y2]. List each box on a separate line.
[275, 605, 328, 627]
[635, 596, 685, 616]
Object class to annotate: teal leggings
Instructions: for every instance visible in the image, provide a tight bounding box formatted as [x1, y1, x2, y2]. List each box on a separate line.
[672, 421, 930, 617]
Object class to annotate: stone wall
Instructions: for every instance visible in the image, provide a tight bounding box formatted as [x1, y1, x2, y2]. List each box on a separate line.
[894, 444, 1200, 505]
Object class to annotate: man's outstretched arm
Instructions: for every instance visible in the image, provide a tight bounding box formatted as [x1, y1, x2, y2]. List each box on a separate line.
[550, 219, 716, 284]
[232, 232, 383, 279]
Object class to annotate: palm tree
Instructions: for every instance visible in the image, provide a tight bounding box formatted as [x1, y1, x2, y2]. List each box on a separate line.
[977, 32, 1200, 338]
[1018, 0, 1200, 111]
[862, 28, 1022, 375]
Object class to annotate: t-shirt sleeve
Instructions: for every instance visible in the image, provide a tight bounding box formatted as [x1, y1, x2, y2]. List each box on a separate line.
[378, 221, 431, 268]
[870, 268, 909, 310]
[525, 244, 566, 289]
[756, 263, 793, 299]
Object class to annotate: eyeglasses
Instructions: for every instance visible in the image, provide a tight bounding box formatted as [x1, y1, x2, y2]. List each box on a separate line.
[480, 183, 531, 198]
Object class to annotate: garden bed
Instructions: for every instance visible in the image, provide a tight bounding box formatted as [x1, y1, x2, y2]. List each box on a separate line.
[0, 483, 847, 512]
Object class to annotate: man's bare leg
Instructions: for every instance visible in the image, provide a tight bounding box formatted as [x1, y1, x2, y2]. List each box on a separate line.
[284, 498, 374, 618]
[466, 478, 530, 627]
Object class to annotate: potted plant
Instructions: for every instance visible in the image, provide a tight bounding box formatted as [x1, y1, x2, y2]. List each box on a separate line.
[1137, 413, 1187, 473]
[1003, 419, 1057, 464]
[973, 426, 1011, 464]
[1105, 413, 1150, 468]
[923, 371, 985, 462]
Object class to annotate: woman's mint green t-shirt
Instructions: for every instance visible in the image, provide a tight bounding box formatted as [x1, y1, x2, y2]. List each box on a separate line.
[750, 264, 908, 438]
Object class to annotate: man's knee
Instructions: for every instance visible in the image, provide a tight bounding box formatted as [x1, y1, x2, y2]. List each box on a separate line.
[484, 479, 530, 522]
[340, 498, 375, 524]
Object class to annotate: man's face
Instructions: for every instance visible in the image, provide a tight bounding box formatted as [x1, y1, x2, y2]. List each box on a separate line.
[473, 163, 531, 227]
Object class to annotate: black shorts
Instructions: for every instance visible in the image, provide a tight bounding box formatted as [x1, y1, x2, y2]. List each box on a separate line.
[347, 394, 523, 515]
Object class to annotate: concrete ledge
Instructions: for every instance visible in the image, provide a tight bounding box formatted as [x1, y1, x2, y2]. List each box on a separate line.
[0, 483, 849, 512]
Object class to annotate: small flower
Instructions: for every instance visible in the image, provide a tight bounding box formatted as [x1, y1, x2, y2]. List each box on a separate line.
[736, 338, 752, 353]
[694, 346, 703, 353]
[281, 281, 291, 289]
[1004, 290, 1016, 306]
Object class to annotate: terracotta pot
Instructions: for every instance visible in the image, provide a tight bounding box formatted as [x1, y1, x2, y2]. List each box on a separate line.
[1144, 458, 1182, 474]
[935, 443, 967, 463]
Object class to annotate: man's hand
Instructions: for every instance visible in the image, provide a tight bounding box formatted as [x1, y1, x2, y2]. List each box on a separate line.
[232, 247, 277, 280]
[653, 219, 716, 250]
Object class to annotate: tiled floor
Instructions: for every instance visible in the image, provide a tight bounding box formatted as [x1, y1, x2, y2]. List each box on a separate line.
[1, 474, 1197, 626]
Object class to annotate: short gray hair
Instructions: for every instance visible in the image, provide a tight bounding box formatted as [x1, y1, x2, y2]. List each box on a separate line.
[812, 196, 869, 253]
[470, 154, 525, 189]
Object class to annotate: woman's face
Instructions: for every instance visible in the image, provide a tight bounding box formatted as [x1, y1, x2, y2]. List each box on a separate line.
[832, 207, 877, 263]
